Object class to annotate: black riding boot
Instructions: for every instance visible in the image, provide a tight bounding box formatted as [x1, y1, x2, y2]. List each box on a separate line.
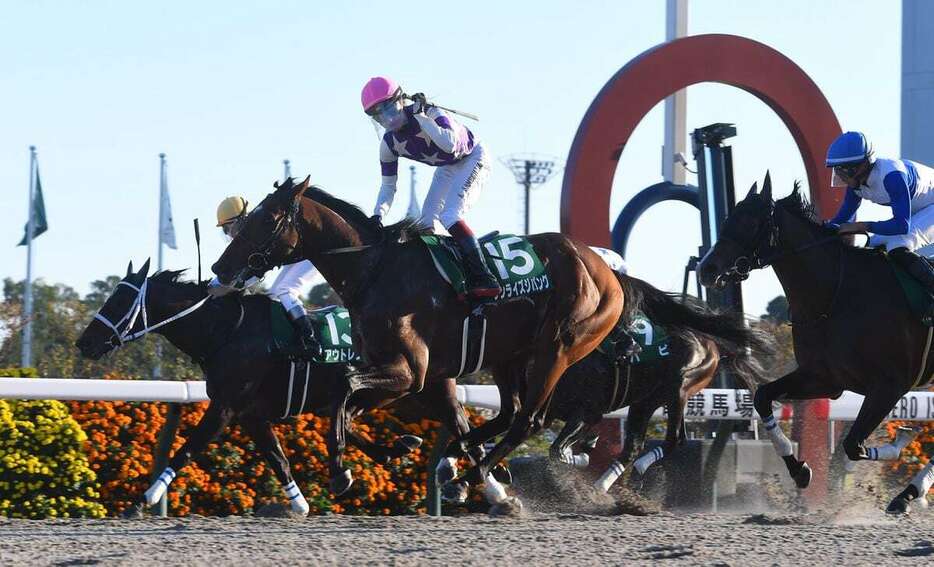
[891, 247, 934, 324]
[455, 236, 502, 300]
[291, 313, 323, 359]
[609, 327, 641, 361]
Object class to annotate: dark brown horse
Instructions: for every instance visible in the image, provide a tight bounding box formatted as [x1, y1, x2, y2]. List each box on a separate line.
[210, 177, 624, 504]
[75, 262, 429, 516]
[698, 173, 930, 510]
[545, 278, 772, 492]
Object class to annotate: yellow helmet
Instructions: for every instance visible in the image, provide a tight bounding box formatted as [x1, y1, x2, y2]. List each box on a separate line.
[216, 196, 249, 227]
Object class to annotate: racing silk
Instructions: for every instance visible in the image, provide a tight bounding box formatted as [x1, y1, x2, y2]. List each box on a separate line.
[374, 106, 476, 217]
[829, 157, 934, 235]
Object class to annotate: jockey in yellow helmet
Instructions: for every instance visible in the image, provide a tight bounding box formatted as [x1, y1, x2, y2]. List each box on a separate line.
[215, 196, 323, 358]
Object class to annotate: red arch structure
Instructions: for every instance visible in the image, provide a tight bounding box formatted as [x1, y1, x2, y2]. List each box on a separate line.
[561, 33, 843, 247]
[560, 34, 843, 501]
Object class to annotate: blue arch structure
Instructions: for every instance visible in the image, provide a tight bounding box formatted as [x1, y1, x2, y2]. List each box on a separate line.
[611, 182, 699, 257]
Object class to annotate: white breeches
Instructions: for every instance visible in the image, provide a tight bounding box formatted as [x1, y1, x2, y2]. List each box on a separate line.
[869, 204, 934, 255]
[419, 143, 490, 230]
[590, 246, 628, 275]
[268, 260, 319, 313]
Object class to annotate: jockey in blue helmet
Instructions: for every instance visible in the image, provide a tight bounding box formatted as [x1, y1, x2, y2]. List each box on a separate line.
[826, 131, 934, 300]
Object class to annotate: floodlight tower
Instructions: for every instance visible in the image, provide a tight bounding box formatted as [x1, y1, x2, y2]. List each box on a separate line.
[501, 154, 560, 234]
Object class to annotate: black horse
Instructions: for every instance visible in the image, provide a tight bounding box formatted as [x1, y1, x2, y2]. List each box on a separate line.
[546, 277, 772, 491]
[698, 173, 929, 511]
[75, 261, 426, 516]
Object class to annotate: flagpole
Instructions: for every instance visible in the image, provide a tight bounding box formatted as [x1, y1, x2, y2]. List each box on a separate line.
[21, 146, 37, 368]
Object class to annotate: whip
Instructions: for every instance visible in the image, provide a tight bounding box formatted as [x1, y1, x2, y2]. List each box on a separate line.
[403, 95, 480, 122]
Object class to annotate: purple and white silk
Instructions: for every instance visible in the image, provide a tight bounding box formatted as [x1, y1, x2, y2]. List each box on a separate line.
[374, 105, 477, 218]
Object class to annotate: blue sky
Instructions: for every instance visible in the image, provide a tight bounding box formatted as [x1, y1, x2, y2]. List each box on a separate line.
[0, 1, 900, 317]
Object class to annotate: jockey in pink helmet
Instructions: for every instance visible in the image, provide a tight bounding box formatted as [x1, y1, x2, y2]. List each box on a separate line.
[361, 76, 501, 301]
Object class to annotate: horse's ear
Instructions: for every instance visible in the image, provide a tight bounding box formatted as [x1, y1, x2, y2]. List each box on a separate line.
[762, 170, 773, 202]
[745, 182, 758, 200]
[290, 175, 310, 201]
[138, 258, 151, 280]
[792, 180, 802, 196]
[126, 261, 134, 278]
[273, 180, 280, 189]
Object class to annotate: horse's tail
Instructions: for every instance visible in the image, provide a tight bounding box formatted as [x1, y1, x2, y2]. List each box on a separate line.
[620, 274, 775, 390]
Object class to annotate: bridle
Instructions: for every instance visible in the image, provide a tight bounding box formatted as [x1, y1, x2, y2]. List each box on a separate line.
[93, 279, 209, 348]
[714, 201, 847, 325]
[227, 198, 303, 289]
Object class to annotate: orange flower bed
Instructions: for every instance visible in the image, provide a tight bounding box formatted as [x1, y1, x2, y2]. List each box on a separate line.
[67, 380, 485, 517]
[883, 421, 933, 492]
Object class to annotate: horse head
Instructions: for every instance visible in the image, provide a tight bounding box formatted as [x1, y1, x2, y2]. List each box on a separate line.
[698, 171, 776, 288]
[211, 176, 310, 291]
[76, 259, 151, 360]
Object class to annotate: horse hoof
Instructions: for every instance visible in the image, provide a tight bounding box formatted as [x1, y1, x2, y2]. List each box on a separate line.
[886, 497, 910, 515]
[491, 463, 512, 485]
[793, 462, 812, 489]
[396, 435, 423, 452]
[330, 469, 354, 496]
[488, 496, 524, 517]
[121, 503, 145, 519]
[441, 481, 469, 504]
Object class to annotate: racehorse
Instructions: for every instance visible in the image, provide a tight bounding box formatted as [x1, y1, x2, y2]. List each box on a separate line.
[546, 277, 772, 492]
[697, 173, 930, 511]
[209, 177, 625, 503]
[75, 261, 428, 517]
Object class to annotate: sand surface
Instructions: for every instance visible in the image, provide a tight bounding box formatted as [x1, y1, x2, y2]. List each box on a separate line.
[1, 510, 933, 566]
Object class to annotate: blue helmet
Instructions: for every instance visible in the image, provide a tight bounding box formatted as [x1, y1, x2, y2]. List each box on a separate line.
[826, 131, 870, 167]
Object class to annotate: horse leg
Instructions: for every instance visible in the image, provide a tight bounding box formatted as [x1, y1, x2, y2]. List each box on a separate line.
[240, 418, 309, 516]
[326, 383, 356, 496]
[632, 397, 683, 478]
[130, 402, 233, 516]
[549, 413, 591, 468]
[595, 402, 653, 493]
[840, 388, 910, 462]
[753, 368, 840, 488]
[887, 460, 934, 514]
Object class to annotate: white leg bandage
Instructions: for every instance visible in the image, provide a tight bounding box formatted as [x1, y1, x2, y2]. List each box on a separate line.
[483, 473, 508, 504]
[283, 480, 310, 516]
[144, 467, 176, 506]
[634, 446, 665, 475]
[762, 415, 794, 457]
[868, 427, 918, 460]
[571, 453, 590, 469]
[911, 462, 934, 497]
[594, 460, 625, 493]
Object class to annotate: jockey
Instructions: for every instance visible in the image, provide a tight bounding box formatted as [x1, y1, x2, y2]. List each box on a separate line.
[215, 196, 322, 358]
[825, 132, 934, 299]
[361, 76, 501, 301]
[589, 246, 639, 360]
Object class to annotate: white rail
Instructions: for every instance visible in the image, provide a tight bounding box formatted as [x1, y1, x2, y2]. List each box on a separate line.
[2, 378, 933, 421]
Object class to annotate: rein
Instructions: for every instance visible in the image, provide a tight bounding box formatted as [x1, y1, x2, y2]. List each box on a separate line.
[94, 280, 209, 347]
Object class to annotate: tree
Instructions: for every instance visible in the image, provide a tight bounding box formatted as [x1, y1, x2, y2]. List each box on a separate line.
[762, 295, 790, 323]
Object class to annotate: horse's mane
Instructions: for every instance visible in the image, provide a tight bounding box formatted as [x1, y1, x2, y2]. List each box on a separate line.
[302, 185, 433, 243]
[150, 270, 208, 295]
[774, 181, 837, 238]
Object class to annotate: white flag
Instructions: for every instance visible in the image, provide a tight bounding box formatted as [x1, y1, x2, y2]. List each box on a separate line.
[160, 174, 177, 250]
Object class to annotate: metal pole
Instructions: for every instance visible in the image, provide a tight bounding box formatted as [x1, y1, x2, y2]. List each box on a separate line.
[523, 161, 532, 235]
[284, 159, 291, 181]
[21, 146, 37, 368]
[153, 152, 169, 517]
[662, 0, 688, 184]
[426, 427, 452, 516]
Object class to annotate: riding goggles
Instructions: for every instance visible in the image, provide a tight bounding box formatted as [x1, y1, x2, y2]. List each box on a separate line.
[368, 98, 407, 131]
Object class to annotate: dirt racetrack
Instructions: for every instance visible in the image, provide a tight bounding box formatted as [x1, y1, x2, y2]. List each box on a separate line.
[1, 509, 933, 566]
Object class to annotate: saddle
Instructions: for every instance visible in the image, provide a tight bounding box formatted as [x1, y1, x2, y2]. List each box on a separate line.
[420, 232, 551, 301]
[270, 303, 360, 363]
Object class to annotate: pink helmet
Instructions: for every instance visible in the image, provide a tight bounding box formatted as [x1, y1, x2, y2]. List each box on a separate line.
[361, 76, 402, 113]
